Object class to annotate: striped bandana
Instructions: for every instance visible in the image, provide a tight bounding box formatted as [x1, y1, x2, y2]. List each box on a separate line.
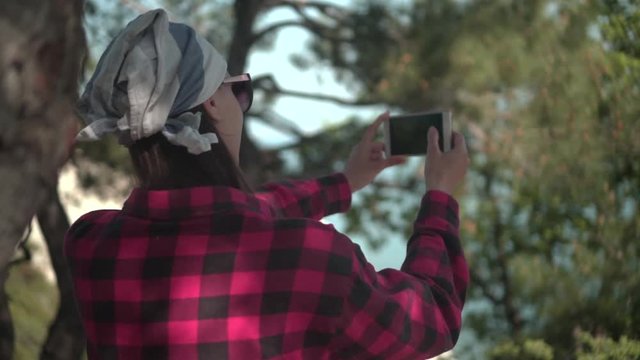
[76, 9, 226, 154]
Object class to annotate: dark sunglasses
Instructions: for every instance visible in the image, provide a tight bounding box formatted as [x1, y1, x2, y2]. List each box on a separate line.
[223, 73, 253, 113]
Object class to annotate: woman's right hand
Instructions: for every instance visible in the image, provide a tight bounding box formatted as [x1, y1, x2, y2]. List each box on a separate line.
[425, 127, 469, 195]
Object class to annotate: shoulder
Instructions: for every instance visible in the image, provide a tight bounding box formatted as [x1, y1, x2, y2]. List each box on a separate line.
[65, 210, 122, 262]
[66, 210, 120, 241]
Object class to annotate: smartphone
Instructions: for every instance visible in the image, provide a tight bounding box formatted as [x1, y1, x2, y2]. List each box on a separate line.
[384, 111, 452, 156]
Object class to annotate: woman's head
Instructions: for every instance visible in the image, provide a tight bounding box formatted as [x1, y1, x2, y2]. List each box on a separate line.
[201, 73, 253, 165]
[75, 9, 253, 190]
[129, 73, 254, 190]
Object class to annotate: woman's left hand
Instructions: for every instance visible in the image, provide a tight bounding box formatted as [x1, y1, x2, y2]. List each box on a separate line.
[343, 111, 407, 192]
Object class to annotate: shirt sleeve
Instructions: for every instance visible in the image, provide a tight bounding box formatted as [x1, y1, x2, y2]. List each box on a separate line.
[255, 173, 352, 220]
[331, 190, 468, 359]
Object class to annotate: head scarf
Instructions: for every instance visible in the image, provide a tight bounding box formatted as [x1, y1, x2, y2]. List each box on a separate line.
[76, 9, 227, 154]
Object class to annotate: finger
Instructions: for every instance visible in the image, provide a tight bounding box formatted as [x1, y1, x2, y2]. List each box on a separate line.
[451, 131, 468, 154]
[370, 141, 385, 153]
[384, 156, 407, 168]
[427, 127, 441, 156]
[364, 111, 390, 143]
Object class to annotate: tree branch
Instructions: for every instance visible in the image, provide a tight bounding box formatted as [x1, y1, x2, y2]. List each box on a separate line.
[261, 118, 361, 155]
[117, 0, 187, 23]
[251, 20, 307, 44]
[251, 18, 352, 44]
[486, 173, 524, 336]
[470, 271, 502, 306]
[8, 241, 31, 267]
[117, 0, 151, 15]
[255, 0, 352, 45]
[249, 109, 307, 139]
[287, 2, 351, 40]
[252, 74, 377, 106]
[273, 87, 377, 106]
[265, 0, 347, 17]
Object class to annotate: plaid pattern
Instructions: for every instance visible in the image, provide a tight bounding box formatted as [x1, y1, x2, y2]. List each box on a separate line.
[65, 173, 468, 359]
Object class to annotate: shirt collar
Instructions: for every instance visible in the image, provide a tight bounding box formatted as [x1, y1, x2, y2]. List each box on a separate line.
[122, 185, 273, 220]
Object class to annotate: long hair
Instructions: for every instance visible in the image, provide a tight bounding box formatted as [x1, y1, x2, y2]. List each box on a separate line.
[128, 105, 251, 191]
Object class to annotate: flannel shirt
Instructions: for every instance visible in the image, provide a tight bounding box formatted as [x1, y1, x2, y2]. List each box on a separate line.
[65, 173, 468, 359]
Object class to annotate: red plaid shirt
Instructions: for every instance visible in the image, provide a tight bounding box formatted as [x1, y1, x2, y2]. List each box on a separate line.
[65, 173, 468, 359]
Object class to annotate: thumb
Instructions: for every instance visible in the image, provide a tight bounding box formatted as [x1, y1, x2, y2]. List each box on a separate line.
[427, 127, 440, 156]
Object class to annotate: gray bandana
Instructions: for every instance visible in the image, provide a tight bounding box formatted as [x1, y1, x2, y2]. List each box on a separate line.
[76, 9, 227, 154]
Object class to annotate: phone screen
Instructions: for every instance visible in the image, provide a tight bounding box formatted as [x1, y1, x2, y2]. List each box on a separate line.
[389, 112, 445, 155]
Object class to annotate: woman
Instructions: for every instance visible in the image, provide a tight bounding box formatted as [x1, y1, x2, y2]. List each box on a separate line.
[66, 9, 470, 360]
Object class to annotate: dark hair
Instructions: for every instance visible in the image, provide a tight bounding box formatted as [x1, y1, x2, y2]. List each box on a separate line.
[128, 105, 251, 191]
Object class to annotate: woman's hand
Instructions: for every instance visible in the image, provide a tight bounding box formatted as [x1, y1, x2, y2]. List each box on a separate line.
[425, 127, 469, 195]
[343, 112, 407, 193]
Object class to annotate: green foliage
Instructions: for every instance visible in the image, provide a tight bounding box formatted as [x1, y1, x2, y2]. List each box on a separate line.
[487, 339, 554, 360]
[306, 0, 640, 358]
[486, 333, 640, 360]
[576, 331, 640, 360]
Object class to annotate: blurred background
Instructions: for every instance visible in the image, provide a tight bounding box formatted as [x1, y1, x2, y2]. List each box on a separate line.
[1, 0, 638, 359]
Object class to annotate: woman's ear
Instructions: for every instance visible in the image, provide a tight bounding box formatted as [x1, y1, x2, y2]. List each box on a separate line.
[201, 94, 219, 121]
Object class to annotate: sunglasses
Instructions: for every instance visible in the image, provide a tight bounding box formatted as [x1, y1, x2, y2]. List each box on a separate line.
[223, 73, 253, 113]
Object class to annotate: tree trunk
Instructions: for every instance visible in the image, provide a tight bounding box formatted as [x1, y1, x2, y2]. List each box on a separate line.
[0, 0, 85, 281]
[0, 271, 14, 360]
[229, 0, 269, 186]
[228, 0, 263, 77]
[486, 173, 523, 336]
[37, 188, 85, 360]
[0, 0, 85, 358]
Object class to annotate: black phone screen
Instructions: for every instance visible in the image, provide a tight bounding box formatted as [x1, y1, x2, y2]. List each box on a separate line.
[389, 112, 444, 155]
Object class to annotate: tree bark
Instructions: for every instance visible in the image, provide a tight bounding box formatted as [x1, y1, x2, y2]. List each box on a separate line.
[493, 215, 523, 336]
[0, 271, 14, 360]
[485, 172, 523, 336]
[0, 0, 85, 275]
[37, 188, 85, 360]
[228, 0, 263, 76]
[0, 0, 85, 358]
[229, 0, 269, 186]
